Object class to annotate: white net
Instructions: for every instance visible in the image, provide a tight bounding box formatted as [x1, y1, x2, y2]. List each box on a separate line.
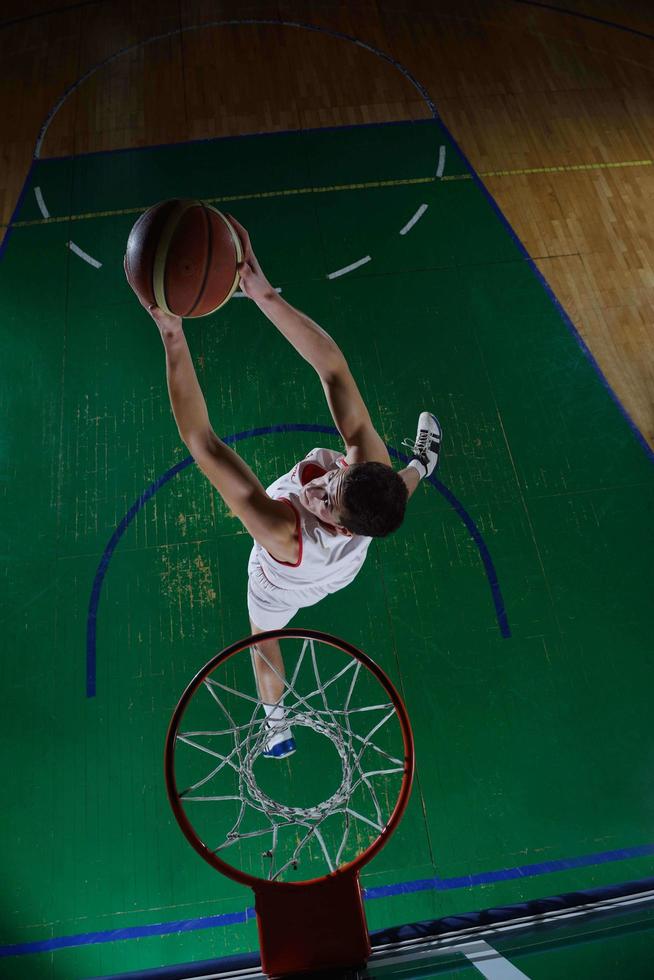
[171, 635, 408, 882]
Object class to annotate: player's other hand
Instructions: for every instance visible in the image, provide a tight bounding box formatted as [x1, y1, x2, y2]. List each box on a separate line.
[226, 214, 276, 304]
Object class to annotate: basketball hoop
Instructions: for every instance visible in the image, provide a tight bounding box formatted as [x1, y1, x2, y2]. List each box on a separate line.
[164, 628, 415, 977]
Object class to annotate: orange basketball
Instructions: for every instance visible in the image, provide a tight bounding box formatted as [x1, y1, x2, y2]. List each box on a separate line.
[125, 200, 243, 317]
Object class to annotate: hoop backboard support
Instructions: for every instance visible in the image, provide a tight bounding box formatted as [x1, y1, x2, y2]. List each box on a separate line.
[165, 628, 415, 979]
[254, 871, 370, 977]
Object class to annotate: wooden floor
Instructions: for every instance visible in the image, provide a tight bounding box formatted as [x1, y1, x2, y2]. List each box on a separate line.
[1, 0, 653, 447]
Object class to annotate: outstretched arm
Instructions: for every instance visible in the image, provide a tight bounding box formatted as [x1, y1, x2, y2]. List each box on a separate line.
[229, 215, 390, 466]
[128, 296, 296, 561]
[153, 308, 211, 442]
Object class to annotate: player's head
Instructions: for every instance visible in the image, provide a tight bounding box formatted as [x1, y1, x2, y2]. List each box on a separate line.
[300, 463, 408, 537]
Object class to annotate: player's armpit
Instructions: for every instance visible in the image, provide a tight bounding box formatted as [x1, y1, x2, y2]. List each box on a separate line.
[320, 362, 390, 466]
[232, 490, 299, 564]
[189, 430, 298, 560]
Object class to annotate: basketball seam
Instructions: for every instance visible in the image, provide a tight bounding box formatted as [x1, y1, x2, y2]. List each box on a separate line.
[186, 203, 212, 317]
[152, 200, 198, 315]
[197, 208, 243, 316]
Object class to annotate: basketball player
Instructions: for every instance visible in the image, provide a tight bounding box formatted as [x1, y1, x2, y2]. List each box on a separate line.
[127, 215, 441, 757]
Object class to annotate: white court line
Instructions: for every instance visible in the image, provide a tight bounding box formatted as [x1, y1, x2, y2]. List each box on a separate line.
[34, 187, 50, 219]
[436, 144, 447, 178]
[327, 255, 371, 279]
[400, 203, 428, 235]
[234, 287, 282, 298]
[36, 187, 101, 271]
[370, 938, 529, 975]
[67, 241, 102, 268]
[464, 940, 530, 979]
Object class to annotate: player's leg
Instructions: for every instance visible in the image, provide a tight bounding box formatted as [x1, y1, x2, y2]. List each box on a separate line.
[249, 620, 285, 707]
[246, 554, 297, 703]
[246, 556, 297, 758]
[249, 620, 296, 759]
[398, 465, 421, 498]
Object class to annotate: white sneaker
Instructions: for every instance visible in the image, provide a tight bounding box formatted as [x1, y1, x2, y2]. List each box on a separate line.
[403, 412, 442, 478]
[262, 721, 296, 759]
[261, 703, 295, 758]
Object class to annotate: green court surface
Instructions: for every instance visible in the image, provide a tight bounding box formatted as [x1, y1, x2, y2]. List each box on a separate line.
[1, 119, 653, 979]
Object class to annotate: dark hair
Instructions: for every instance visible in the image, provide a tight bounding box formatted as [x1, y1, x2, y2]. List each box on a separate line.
[339, 462, 408, 537]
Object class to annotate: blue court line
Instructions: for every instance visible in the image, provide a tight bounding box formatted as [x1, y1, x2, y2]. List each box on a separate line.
[32, 18, 438, 162]
[34, 116, 441, 166]
[0, 909, 256, 958]
[363, 842, 654, 899]
[432, 122, 654, 467]
[86, 424, 510, 697]
[3, 842, 653, 958]
[0, 0, 100, 31]
[389, 447, 511, 639]
[86, 457, 191, 698]
[0, 158, 35, 262]
[512, 0, 654, 42]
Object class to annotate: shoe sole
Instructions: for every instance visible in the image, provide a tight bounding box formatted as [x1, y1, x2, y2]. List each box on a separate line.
[263, 738, 296, 759]
[422, 413, 442, 473]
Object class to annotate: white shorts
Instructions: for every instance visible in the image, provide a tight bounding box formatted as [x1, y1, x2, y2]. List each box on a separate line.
[246, 557, 325, 630]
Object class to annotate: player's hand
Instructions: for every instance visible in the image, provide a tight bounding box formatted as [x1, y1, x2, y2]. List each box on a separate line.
[123, 255, 183, 334]
[226, 214, 276, 303]
[146, 304, 183, 336]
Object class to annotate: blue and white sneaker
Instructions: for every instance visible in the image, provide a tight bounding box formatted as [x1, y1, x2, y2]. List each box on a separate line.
[262, 721, 296, 759]
[403, 412, 442, 478]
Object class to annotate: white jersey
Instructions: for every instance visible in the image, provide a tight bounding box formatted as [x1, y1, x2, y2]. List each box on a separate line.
[248, 448, 372, 606]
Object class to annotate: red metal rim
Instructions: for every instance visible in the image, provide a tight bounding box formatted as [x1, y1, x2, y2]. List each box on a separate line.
[164, 628, 415, 891]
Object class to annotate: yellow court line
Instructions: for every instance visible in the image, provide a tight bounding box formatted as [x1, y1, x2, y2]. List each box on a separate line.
[5, 177, 436, 229]
[3, 159, 652, 230]
[479, 159, 653, 178]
